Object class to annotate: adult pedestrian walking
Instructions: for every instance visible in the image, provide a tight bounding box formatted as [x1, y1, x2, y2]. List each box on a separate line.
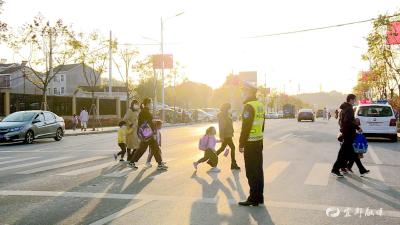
[123, 100, 140, 161]
[216, 103, 240, 170]
[238, 81, 265, 207]
[331, 94, 365, 177]
[128, 98, 168, 170]
[79, 107, 89, 131]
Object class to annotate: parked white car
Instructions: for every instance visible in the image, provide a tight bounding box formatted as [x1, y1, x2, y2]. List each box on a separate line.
[354, 101, 398, 142]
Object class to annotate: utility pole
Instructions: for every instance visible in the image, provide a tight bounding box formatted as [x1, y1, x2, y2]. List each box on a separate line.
[109, 30, 112, 96]
[47, 30, 53, 111]
[161, 17, 165, 122]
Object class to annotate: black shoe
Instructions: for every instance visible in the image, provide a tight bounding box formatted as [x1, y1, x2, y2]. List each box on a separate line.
[231, 164, 241, 170]
[331, 171, 344, 178]
[360, 170, 370, 177]
[238, 200, 259, 207]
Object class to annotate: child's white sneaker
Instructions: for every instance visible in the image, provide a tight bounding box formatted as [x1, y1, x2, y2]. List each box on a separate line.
[157, 163, 168, 170]
[193, 162, 199, 170]
[145, 162, 152, 168]
[209, 167, 221, 172]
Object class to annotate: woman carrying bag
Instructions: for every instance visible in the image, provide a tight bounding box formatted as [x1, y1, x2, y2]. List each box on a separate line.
[123, 100, 140, 161]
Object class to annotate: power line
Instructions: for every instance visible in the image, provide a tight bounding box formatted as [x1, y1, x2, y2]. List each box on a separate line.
[245, 13, 400, 39]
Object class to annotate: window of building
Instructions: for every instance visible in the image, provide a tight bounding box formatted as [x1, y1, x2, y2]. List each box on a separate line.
[54, 88, 58, 95]
[61, 74, 64, 82]
[61, 87, 64, 94]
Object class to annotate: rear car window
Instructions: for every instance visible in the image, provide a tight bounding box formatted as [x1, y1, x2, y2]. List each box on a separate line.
[357, 106, 393, 117]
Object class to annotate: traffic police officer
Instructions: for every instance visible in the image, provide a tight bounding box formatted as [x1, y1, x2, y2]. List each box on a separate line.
[238, 81, 265, 207]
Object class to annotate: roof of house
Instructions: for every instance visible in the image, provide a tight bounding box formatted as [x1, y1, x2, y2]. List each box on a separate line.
[0, 63, 16, 68]
[53, 64, 81, 72]
[0, 66, 22, 74]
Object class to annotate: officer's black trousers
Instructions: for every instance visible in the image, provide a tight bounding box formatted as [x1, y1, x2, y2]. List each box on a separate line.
[244, 140, 264, 203]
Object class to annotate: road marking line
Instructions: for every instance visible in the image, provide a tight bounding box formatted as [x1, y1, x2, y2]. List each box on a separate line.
[17, 156, 108, 174]
[264, 161, 291, 183]
[88, 200, 152, 225]
[103, 168, 132, 178]
[0, 157, 39, 166]
[0, 157, 69, 172]
[368, 146, 382, 165]
[103, 158, 177, 178]
[0, 157, 14, 160]
[58, 161, 114, 176]
[0, 190, 399, 218]
[279, 133, 293, 141]
[304, 163, 331, 186]
[265, 141, 283, 149]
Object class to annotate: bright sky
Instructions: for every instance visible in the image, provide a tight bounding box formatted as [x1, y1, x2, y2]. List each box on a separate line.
[1, 0, 399, 94]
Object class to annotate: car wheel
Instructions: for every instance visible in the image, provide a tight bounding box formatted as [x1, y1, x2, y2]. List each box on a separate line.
[24, 130, 34, 144]
[54, 128, 63, 141]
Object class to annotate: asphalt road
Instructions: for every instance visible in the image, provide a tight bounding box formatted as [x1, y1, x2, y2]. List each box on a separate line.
[0, 119, 399, 225]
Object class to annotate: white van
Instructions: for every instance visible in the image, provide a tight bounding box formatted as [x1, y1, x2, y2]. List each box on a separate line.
[354, 101, 398, 142]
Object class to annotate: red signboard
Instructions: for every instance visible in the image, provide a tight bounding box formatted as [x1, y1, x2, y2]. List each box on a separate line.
[387, 21, 400, 45]
[152, 54, 173, 69]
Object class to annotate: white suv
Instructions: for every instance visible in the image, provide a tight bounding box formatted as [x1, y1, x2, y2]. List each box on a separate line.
[354, 102, 398, 142]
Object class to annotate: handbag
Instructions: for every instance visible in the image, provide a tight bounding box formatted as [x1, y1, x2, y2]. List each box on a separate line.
[353, 133, 368, 154]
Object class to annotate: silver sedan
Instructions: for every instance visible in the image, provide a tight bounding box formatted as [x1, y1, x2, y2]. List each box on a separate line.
[0, 110, 65, 144]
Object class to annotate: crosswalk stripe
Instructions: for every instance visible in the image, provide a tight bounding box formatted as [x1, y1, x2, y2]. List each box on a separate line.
[103, 158, 176, 178]
[58, 161, 114, 176]
[361, 166, 385, 189]
[264, 161, 291, 183]
[103, 168, 132, 178]
[0, 157, 12, 160]
[0, 157, 38, 166]
[17, 156, 108, 174]
[368, 146, 382, 164]
[304, 163, 331, 186]
[88, 200, 153, 225]
[0, 157, 70, 172]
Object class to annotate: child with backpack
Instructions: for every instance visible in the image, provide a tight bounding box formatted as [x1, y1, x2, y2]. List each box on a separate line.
[145, 120, 163, 167]
[128, 98, 168, 170]
[193, 126, 221, 172]
[114, 121, 128, 161]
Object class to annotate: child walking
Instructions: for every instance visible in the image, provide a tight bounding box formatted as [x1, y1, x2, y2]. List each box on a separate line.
[114, 121, 128, 161]
[71, 114, 79, 131]
[193, 126, 221, 172]
[145, 120, 163, 167]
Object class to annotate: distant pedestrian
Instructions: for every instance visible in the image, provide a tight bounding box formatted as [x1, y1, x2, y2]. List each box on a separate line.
[128, 98, 168, 170]
[193, 126, 221, 172]
[114, 121, 128, 161]
[79, 107, 89, 131]
[145, 120, 163, 167]
[328, 112, 331, 120]
[71, 114, 79, 131]
[123, 100, 140, 161]
[216, 103, 240, 170]
[334, 109, 339, 119]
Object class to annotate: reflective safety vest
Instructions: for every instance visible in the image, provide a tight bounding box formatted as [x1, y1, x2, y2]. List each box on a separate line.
[246, 100, 265, 142]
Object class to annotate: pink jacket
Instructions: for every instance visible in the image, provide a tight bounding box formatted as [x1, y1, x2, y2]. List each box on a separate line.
[199, 135, 217, 151]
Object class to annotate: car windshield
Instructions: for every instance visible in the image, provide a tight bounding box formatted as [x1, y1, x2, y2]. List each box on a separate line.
[2, 111, 37, 122]
[357, 106, 393, 117]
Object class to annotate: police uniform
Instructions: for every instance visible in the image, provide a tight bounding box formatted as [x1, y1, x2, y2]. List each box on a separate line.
[239, 96, 265, 205]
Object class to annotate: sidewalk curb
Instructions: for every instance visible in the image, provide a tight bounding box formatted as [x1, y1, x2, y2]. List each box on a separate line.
[63, 122, 200, 137]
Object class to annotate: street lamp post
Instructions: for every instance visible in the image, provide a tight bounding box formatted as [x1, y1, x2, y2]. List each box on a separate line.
[160, 12, 184, 122]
